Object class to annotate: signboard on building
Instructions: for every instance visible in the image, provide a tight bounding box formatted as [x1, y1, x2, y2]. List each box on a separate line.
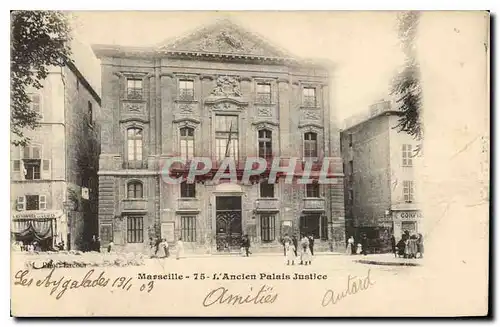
[394, 211, 422, 220]
[13, 210, 63, 220]
[161, 222, 175, 243]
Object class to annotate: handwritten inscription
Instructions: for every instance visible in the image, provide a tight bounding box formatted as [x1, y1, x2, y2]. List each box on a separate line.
[13, 268, 154, 300]
[321, 270, 375, 306]
[203, 284, 278, 307]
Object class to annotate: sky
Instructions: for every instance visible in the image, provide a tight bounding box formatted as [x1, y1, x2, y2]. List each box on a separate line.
[69, 11, 405, 122]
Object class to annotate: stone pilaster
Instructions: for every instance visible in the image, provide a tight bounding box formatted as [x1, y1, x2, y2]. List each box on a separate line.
[277, 78, 291, 157]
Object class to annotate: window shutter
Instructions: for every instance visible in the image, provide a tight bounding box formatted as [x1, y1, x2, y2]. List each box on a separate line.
[31, 94, 41, 113]
[42, 159, 51, 179]
[39, 195, 47, 210]
[16, 197, 25, 211]
[13, 160, 20, 172]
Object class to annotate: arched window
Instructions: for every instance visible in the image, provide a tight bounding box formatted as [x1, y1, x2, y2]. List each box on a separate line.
[304, 132, 318, 158]
[258, 129, 272, 159]
[180, 127, 194, 160]
[127, 127, 143, 168]
[127, 181, 143, 199]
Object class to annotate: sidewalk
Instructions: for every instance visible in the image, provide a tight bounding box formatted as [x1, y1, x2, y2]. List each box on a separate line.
[353, 253, 422, 266]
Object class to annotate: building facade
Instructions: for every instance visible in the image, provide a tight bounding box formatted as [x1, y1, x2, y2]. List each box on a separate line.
[341, 99, 422, 253]
[93, 19, 345, 254]
[10, 62, 101, 251]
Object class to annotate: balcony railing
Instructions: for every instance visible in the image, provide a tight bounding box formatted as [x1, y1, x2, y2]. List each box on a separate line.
[124, 160, 147, 169]
[127, 88, 143, 100]
[177, 198, 201, 212]
[255, 93, 271, 104]
[303, 198, 325, 212]
[255, 198, 279, 212]
[121, 199, 147, 212]
[179, 89, 195, 101]
[303, 96, 316, 107]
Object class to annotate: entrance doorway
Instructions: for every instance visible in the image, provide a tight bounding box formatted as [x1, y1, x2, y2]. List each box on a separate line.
[300, 214, 326, 239]
[215, 196, 242, 252]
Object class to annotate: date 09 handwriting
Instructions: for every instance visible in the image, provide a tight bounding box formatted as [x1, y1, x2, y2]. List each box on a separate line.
[14, 268, 154, 300]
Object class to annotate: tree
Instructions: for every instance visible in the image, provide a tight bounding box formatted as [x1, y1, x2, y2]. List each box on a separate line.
[391, 11, 423, 153]
[11, 10, 73, 146]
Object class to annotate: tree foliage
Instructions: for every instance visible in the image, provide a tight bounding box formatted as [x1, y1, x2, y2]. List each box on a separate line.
[11, 10, 73, 146]
[391, 11, 423, 151]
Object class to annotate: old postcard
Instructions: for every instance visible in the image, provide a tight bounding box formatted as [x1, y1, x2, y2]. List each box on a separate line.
[10, 11, 489, 317]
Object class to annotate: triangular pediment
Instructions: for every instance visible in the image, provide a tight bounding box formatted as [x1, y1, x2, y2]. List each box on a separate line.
[157, 19, 293, 59]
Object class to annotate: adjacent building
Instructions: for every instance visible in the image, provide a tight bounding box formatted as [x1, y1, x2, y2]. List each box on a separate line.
[92, 19, 345, 254]
[10, 61, 101, 251]
[340, 99, 422, 252]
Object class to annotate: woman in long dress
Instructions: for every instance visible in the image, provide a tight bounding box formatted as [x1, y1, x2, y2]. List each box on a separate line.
[346, 236, 354, 255]
[285, 241, 296, 265]
[300, 236, 311, 265]
[175, 237, 184, 260]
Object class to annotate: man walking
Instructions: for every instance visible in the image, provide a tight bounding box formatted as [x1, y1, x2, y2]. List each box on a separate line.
[308, 234, 315, 256]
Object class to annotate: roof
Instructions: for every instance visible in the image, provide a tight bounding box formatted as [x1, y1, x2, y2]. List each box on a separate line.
[341, 99, 401, 131]
[92, 18, 334, 70]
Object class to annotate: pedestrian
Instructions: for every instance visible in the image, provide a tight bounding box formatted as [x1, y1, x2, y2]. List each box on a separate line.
[175, 237, 184, 260]
[285, 241, 296, 265]
[96, 237, 101, 253]
[408, 234, 418, 259]
[299, 235, 311, 265]
[107, 240, 114, 253]
[356, 243, 362, 254]
[308, 234, 315, 256]
[161, 238, 170, 258]
[361, 234, 368, 256]
[346, 236, 355, 255]
[390, 234, 396, 257]
[417, 233, 424, 258]
[281, 233, 291, 256]
[291, 235, 298, 257]
[154, 237, 161, 257]
[242, 234, 251, 257]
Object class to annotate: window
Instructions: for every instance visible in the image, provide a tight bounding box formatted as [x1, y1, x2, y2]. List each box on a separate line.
[29, 93, 41, 116]
[180, 127, 194, 160]
[402, 144, 413, 167]
[179, 80, 194, 100]
[260, 181, 274, 198]
[215, 115, 238, 161]
[16, 197, 25, 211]
[127, 216, 144, 243]
[39, 195, 47, 210]
[127, 79, 143, 100]
[304, 132, 318, 158]
[180, 181, 196, 198]
[260, 214, 276, 242]
[348, 134, 353, 147]
[25, 195, 40, 211]
[13, 160, 20, 171]
[303, 87, 316, 107]
[403, 180, 415, 203]
[258, 129, 272, 159]
[88, 101, 93, 127]
[127, 127, 143, 168]
[306, 183, 320, 198]
[256, 83, 271, 104]
[127, 181, 143, 199]
[24, 160, 41, 180]
[22, 145, 41, 159]
[348, 160, 354, 175]
[181, 216, 197, 242]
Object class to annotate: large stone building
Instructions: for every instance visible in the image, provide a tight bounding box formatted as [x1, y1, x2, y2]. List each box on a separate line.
[10, 61, 101, 251]
[340, 99, 422, 252]
[92, 19, 345, 254]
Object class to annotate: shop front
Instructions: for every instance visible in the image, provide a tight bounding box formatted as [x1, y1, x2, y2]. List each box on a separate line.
[11, 210, 66, 251]
[393, 210, 422, 239]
